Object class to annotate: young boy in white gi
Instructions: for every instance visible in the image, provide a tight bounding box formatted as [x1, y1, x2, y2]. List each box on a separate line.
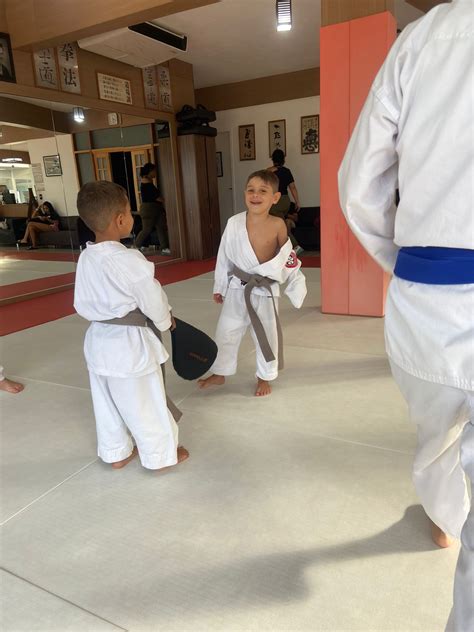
[74, 181, 189, 470]
[199, 170, 307, 396]
[338, 2, 473, 629]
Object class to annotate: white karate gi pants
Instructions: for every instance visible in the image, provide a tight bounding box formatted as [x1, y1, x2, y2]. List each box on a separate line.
[390, 362, 472, 538]
[89, 369, 179, 470]
[211, 289, 279, 381]
[0, 365, 4, 381]
[446, 421, 474, 632]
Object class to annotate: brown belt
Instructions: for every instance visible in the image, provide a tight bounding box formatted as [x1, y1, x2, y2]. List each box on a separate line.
[232, 266, 284, 370]
[97, 308, 182, 422]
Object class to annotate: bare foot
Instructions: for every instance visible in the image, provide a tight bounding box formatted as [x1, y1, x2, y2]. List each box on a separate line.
[198, 374, 225, 389]
[159, 446, 190, 471]
[111, 446, 138, 469]
[431, 521, 454, 548]
[0, 378, 24, 394]
[255, 378, 272, 397]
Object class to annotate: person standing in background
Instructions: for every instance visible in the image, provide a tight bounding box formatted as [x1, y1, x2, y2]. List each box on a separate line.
[267, 149, 303, 254]
[135, 163, 171, 255]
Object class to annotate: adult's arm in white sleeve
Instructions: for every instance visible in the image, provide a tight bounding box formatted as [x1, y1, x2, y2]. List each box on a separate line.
[337, 30, 413, 274]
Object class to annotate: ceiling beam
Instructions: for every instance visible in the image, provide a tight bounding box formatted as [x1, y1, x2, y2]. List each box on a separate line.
[5, 0, 219, 50]
[405, 0, 445, 12]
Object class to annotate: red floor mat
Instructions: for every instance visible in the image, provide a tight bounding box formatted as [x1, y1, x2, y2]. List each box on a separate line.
[1, 259, 216, 335]
[1, 256, 320, 336]
[0, 272, 76, 301]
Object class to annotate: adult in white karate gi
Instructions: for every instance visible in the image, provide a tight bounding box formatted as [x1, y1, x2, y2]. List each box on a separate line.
[338, 2, 473, 628]
[211, 211, 307, 383]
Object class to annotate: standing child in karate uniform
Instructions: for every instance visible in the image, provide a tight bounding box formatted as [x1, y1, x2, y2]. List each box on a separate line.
[199, 170, 306, 397]
[74, 181, 189, 471]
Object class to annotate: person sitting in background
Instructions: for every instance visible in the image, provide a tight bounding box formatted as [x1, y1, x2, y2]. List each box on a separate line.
[17, 201, 60, 250]
[135, 163, 171, 255]
[267, 150, 303, 254]
[0, 184, 16, 204]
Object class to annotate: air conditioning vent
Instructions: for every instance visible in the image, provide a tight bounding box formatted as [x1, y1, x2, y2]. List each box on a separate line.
[78, 22, 187, 68]
[128, 23, 187, 52]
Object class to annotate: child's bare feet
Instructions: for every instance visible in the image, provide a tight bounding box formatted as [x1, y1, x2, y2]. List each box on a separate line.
[431, 521, 454, 548]
[111, 446, 138, 469]
[0, 378, 24, 394]
[198, 374, 225, 389]
[159, 446, 190, 470]
[255, 378, 272, 397]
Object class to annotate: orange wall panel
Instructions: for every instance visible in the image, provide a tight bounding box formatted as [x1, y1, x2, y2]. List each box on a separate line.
[320, 22, 350, 315]
[320, 11, 396, 317]
[348, 12, 396, 316]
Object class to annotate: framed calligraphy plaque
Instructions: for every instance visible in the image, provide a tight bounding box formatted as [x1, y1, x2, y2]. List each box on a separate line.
[97, 72, 133, 105]
[238, 124, 256, 161]
[268, 119, 286, 157]
[57, 42, 81, 94]
[301, 115, 319, 154]
[34, 48, 58, 90]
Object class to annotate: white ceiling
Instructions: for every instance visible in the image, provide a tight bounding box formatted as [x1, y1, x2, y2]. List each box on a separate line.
[155, 0, 423, 89]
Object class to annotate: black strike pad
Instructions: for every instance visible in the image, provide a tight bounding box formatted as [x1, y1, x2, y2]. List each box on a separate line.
[171, 318, 218, 380]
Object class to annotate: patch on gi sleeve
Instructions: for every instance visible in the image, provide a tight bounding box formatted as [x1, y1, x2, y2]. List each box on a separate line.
[285, 250, 298, 268]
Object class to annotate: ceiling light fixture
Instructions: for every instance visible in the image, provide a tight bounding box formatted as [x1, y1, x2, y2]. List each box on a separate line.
[276, 0, 292, 32]
[73, 107, 85, 123]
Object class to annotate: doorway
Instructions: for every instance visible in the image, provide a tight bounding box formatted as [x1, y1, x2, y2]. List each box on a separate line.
[216, 131, 234, 234]
[110, 151, 137, 212]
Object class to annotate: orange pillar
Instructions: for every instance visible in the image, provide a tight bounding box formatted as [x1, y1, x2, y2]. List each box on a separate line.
[320, 11, 396, 316]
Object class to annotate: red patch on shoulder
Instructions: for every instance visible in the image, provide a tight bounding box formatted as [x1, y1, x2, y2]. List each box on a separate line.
[285, 251, 298, 268]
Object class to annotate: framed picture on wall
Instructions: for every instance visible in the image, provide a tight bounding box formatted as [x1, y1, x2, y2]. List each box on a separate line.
[43, 155, 63, 177]
[238, 124, 256, 161]
[0, 32, 16, 83]
[216, 151, 223, 177]
[268, 119, 286, 157]
[301, 115, 319, 154]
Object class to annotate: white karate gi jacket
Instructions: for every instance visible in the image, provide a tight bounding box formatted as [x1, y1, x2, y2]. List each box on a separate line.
[214, 212, 307, 308]
[74, 241, 171, 378]
[338, 0, 474, 390]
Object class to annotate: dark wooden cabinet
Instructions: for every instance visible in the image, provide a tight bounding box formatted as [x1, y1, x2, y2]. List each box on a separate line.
[178, 134, 220, 260]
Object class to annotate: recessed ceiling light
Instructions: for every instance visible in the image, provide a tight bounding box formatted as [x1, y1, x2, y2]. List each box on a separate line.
[73, 107, 85, 123]
[276, 0, 292, 32]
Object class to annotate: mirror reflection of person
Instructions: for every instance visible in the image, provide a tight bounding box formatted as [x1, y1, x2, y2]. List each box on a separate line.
[17, 201, 60, 249]
[0, 184, 15, 204]
[0, 42, 13, 82]
[135, 163, 170, 255]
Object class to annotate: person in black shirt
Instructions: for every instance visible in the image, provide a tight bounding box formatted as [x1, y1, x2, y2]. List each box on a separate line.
[267, 150, 303, 253]
[135, 163, 170, 254]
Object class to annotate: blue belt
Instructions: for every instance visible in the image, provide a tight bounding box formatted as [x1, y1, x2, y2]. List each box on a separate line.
[394, 247, 474, 285]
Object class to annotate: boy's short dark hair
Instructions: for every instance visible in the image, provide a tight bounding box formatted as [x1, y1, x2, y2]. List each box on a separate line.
[77, 181, 129, 233]
[246, 170, 279, 193]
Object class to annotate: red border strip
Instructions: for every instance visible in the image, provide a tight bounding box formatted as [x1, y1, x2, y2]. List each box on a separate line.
[0, 257, 320, 336]
[0, 259, 216, 336]
[0, 272, 76, 301]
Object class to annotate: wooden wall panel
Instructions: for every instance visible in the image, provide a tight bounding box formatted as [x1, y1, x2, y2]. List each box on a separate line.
[320, 23, 350, 315]
[157, 137, 181, 258]
[321, 0, 394, 25]
[195, 68, 319, 112]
